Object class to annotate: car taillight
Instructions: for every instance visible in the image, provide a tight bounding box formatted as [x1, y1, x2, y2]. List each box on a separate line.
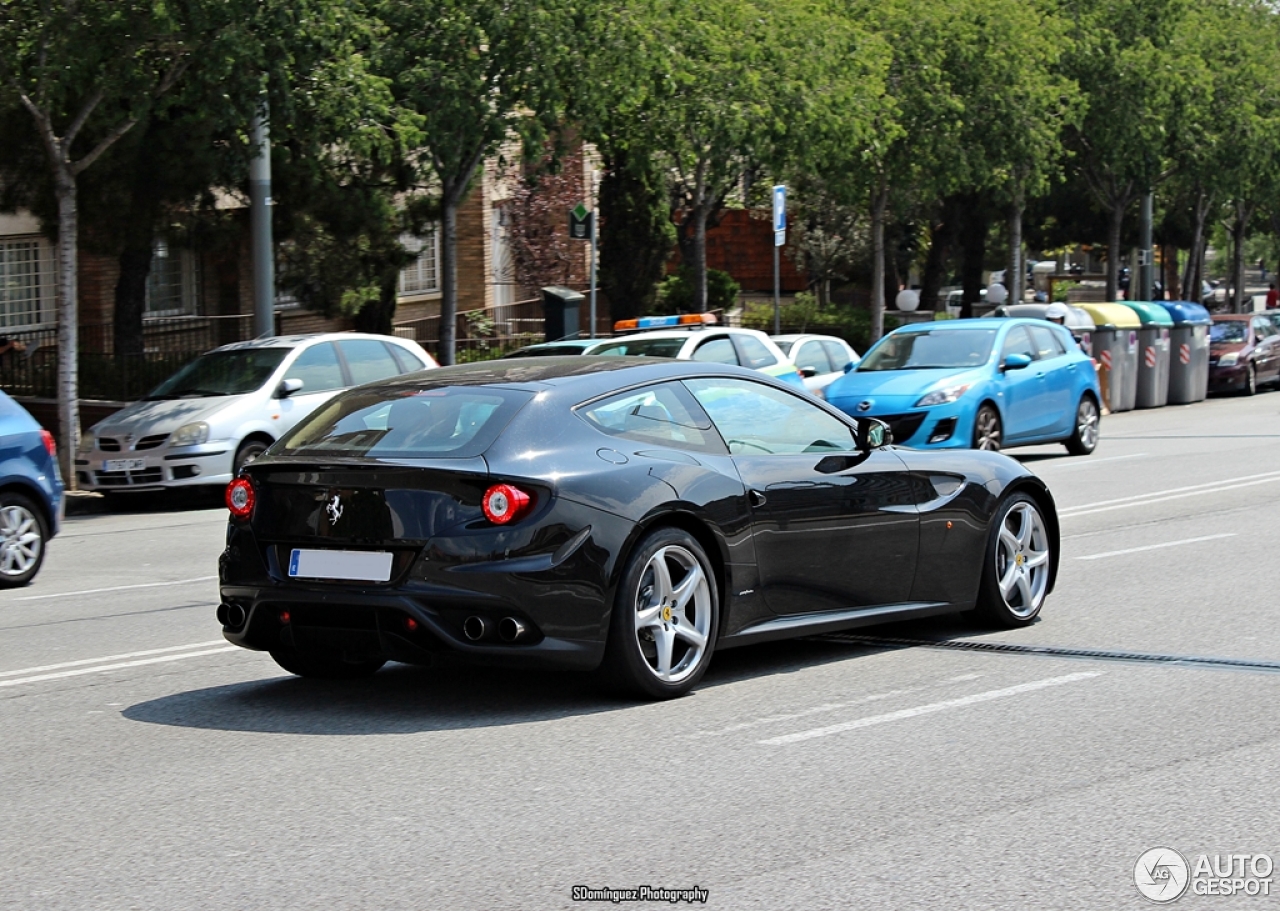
[482, 483, 532, 525]
[226, 478, 255, 520]
[40, 430, 56, 457]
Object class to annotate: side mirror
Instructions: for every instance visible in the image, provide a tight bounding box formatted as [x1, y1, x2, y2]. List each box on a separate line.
[275, 378, 304, 399]
[799, 366, 818, 378]
[858, 418, 892, 450]
[1001, 353, 1033, 371]
[843, 361, 855, 374]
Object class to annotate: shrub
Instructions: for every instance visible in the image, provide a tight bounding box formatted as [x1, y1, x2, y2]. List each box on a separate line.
[652, 267, 740, 314]
[740, 292, 897, 354]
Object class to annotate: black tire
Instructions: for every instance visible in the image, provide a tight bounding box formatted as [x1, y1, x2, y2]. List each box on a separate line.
[1243, 364, 1257, 396]
[233, 438, 270, 474]
[972, 404, 1002, 451]
[1064, 395, 1100, 456]
[269, 647, 386, 679]
[0, 492, 48, 588]
[974, 492, 1052, 628]
[600, 527, 718, 700]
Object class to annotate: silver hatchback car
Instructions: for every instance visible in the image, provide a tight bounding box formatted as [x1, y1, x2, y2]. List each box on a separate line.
[76, 333, 436, 493]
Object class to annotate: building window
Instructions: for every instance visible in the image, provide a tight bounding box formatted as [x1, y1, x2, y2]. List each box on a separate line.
[0, 236, 55, 329]
[145, 240, 200, 315]
[398, 230, 439, 296]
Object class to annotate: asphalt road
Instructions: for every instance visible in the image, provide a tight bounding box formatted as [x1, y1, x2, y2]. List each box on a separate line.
[3, 391, 1280, 910]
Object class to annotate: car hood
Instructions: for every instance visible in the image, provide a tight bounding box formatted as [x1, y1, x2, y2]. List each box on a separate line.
[1209, 341, 1246, 354]
[827, 366, 988, 400]
[92, 395, 248, 436]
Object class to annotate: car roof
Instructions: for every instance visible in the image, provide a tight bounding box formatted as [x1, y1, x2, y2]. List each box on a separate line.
[893, 317, 1011, 332]
[773, 333, 847, 344]
[1211, 314, 1252, 321]
[211, 332, 417, 352]
[605, 326, 766, 342]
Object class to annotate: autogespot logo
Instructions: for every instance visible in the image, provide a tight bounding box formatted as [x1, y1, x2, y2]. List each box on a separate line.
[1135, 848, 1190, 903]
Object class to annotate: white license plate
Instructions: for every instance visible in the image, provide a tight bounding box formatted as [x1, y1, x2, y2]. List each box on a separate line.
[288, 549, 393, 582]
[103, 458, 146, 472]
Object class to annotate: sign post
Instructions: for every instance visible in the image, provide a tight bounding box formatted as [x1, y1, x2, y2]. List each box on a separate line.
[570, 202, 598, 338]
[772, 185, 786, 335]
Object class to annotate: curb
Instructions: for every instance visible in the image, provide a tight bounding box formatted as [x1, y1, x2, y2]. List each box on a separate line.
[64, 490, 109, 516]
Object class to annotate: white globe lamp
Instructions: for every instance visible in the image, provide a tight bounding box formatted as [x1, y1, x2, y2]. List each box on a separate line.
[986, 282, 1009, 305]
[895, 289, 919, 312]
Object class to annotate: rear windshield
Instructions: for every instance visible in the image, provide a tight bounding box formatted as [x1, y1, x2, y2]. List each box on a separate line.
[275, 386, 532, 459]
[858, 329, 997, 371]
[1210, 321, 1247, 343]
[146, 348, 289, 399]
[590, 337, 686, 358]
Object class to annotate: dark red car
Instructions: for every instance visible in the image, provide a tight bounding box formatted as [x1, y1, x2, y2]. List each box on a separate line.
[1208, 314, 1280, 395]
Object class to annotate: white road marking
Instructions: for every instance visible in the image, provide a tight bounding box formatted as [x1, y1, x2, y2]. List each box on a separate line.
[1041, 452, 1148, 469]
[0, 640, 229, 678]
[759, 672, 1102, 745]
[0, 647, 241, 689]
[12, 575, 219, 602]
[693, 689, 917, 737]
[1058, 470, 1280, 518]
[1075, 533, 1238, 561]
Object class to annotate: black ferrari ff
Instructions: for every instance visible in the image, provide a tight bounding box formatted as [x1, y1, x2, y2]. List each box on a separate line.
[218, 358, 1059, 699]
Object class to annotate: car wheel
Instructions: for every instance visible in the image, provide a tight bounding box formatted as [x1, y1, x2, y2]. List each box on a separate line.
[0, 493, 47, 588]
[975, 492, 1052, 628]
[269, 647, 386, 679]
[233, 439, 269, 474]
[602, 527, 718, 700]
[1064, 395, 1100, 456]
[1243, 364, 1257, 396]
[972, 404, 1002, 451]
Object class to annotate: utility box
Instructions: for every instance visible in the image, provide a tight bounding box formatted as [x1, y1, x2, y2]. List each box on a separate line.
[1119, 301, 1175, 408]
[541, 286, 584, 342]
[1156, 300, 1212, 404]
[1076, 303, 1141, 412]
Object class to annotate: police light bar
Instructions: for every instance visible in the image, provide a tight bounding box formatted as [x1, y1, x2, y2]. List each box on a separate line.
[613, 313, 718, 332]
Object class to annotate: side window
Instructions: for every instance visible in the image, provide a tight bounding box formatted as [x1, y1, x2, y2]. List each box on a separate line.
[684, 377, 856, 455]
[1026, 325, 1066, 359]
[691, 337, 740, 365]
[821, 340, 854, 370]
[1252, 318, 1275, 339]
[1000, 326, 1037, 361]
[284, 342, 346, 393]
[388, 342, 430, 373]
[578, 382, 725, 453]
[794, 342, 834, 375]
[338, 339, 403, 385]
[733, 334, 779, 369]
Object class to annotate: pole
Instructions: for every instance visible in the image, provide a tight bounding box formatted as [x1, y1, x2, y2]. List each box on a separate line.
[589, 175, 598, 339]
[1140, 190, 1154, 302]
[250, 100, 275, 337]
[773, 245, 780, 335]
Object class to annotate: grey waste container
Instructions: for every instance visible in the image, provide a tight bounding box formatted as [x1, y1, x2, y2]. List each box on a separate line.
[1077, 303, 1141, 412]
[1155, 301, 1211, 403]
[1119, 301, 1174, 408]
[541, 286, 583, 342]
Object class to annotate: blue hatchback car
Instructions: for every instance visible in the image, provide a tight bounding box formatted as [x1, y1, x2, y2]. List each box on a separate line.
[0, 391, 63, 586]
[825, 318, 1101, 454]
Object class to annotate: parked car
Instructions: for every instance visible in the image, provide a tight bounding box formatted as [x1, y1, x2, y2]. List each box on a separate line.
[0, 391, 63, 587]
[76, 333, 437, 493]
[588, 326, 804, 387]
[502, 338, 603, 358]
[771, 334, 860, 398]
[1208, 314, 1280, 395]
[219, 358, 1060, 699]
[824, 318, 1101, 454]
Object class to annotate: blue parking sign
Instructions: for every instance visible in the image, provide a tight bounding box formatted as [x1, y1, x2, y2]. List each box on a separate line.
[772, 185, 786, 232]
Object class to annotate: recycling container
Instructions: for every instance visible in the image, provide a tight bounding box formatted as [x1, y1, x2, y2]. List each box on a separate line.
[541, 286, 583, 342]
[1076, 303, 1141, 412]
[1118, 301, 1175, 408]
[1154, 301, 1211, 404]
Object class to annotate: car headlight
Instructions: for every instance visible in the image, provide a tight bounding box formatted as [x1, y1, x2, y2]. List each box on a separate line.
[170, 421, 210, 446]
[914, 383, 972, 407]
[1217, 352, 1239, 366]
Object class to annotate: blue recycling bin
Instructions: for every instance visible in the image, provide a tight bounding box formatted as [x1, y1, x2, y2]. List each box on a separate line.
[1155, 301, 1212, 403]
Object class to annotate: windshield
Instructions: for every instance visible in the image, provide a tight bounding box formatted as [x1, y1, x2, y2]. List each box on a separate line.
[1210, 321, 1248, 343]
[276, 386, 532, 459]
[146, 348, 289, 399]
[590, 337, 687, 358]
[857, 328, 997, 371]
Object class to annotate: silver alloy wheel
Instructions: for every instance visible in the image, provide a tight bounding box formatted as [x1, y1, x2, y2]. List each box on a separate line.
[0, 503, 42, 578]
[632, 544, 713, 684]
[1076, 398, 1100, 450]
[993, 501, 1050, 618]
[974, 406, 1001, 451]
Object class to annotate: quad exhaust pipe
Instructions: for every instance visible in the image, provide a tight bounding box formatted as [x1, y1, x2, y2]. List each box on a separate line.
[464, 615, 530, 643]
[463, 616, 490, 641]
[498, 617, 527, 643]
[217, 602, 246, 628]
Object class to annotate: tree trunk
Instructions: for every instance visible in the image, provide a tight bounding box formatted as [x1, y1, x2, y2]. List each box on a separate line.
[870, 180, 888, 343]
[1182, 191, 1211, 306]
[691, 206, 709, 312]
[1007, 199, 1024, 305]
[438, 186, 461, 366]
[1107, 205, 1124, 302]
[959, 198, 987, 320]
[1231, 203, 1253, 313]
[113, 246, 152, 357]
[54, 168, 80, 488]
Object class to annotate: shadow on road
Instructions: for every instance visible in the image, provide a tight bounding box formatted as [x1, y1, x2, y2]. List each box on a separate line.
[121, 636, 896, 735]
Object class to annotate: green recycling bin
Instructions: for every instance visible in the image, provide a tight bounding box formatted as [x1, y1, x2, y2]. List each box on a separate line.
[1155, 301, 1211, 404]
[1076, 303, 1141, 412]
[1118, 301, 1174, 408]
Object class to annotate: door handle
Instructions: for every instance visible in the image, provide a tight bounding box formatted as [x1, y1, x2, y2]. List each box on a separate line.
[749, 490, 767, 508]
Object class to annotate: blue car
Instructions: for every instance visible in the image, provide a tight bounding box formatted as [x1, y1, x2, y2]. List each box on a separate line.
[825, 318, 1101, 454]
[0, 391, 63, 586]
